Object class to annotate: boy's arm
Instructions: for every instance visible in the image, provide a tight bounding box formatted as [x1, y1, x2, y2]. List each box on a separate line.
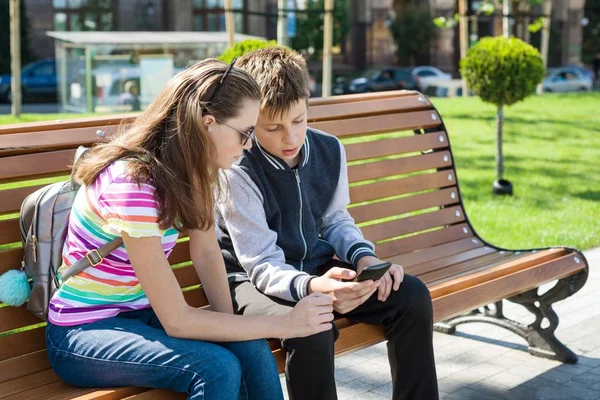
[217, 168, 314, 302]
[320, 140, 377, 268]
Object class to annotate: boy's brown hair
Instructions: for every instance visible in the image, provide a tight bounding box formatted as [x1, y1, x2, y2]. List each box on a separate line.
[236, 47, 310, 119]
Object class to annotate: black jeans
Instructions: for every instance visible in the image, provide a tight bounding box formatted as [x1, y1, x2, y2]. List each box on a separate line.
[230, 268, 438, 400]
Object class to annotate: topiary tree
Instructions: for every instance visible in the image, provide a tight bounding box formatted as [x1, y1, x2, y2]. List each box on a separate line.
[218, 39, 279, 64]
[460, 36, 544, 195]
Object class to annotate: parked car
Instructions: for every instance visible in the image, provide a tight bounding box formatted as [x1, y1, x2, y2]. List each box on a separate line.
[542, 67, 593, 93]
[0, 59, 58, 103]
[333, 67, 421, 95]
[423, 80, 471, 98]
[411, 66, 452, 92]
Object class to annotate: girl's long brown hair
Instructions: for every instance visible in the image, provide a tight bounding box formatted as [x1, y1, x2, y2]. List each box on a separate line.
[75, 59, 260, 231]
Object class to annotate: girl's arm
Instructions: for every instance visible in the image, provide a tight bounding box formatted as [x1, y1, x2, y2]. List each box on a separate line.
[123, 232, 333, 342]
[188, 227, 234, 314]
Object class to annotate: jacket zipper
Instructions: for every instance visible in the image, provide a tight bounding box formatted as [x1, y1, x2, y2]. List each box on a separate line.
[293, 169, 308, 271]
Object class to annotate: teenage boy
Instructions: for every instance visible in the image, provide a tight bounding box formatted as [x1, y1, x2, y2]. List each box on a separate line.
[215, 48, 438, 400]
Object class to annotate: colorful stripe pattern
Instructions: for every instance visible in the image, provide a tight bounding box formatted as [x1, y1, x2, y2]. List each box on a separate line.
[48, 161, 179, 326]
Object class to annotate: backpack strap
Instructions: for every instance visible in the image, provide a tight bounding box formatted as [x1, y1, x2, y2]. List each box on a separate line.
[57, 237, 124, 285]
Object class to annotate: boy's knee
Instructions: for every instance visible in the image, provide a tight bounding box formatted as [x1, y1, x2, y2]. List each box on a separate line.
[388, 275, 433, 320]
[282, 326, 337, 352]
[405, 275, 433, 320]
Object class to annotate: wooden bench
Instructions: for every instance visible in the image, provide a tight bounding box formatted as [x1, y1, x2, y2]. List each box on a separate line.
[0, 90, 589, 399]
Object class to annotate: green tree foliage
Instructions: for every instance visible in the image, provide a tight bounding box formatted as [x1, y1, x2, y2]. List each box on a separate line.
[218, 39, 279, 63]
[290, 0, 348, 58]
[391, 6, 437, 66]
[461, 36, 544, 107]
[460, 36, 544, 185]
[0, 0, 35, 75]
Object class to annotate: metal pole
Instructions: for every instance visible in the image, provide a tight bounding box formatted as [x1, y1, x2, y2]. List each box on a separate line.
[85, 47, 93, 113]
[225, 0, 235, 48]
[322, 0, 334, 98]
[538, 0, 553, 94]
[277, 0, 288, 46]
[458, 0, 468, 98]
[503, 0, 512, 38]
[10, 0, 22, 117]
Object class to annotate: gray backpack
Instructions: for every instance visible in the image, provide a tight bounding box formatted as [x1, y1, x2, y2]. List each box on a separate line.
[19, 147, 122, 321]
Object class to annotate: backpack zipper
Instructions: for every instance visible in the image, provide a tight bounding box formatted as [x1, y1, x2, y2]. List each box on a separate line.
[31, 235, 37, 263]
[293, 169, 307, 270]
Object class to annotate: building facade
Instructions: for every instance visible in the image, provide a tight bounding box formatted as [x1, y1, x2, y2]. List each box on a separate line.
[26, 0, 279, 60]
[349, 0, 588, 75]
[25, 0, 589, 74]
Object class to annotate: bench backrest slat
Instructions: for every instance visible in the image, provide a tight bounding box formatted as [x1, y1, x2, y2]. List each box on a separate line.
[0, 185, 48, 215]
[311, 111, 441, 138]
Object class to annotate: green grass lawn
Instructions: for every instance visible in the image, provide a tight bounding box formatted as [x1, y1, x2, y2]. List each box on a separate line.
[0, 112, 97, 125]
[1, 93, 599, 251]
[429, 92, 600, 251]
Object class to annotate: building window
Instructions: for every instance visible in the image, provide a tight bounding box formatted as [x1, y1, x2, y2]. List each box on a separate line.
[193, 0, 245, 32]
[53, 0, 116, 31]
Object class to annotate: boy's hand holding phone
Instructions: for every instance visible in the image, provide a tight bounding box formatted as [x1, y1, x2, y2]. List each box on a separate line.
[356, 256, 405, 302]
[308, 267, 380, 314]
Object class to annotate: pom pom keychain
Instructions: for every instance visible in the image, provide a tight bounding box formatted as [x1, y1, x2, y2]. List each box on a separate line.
[0, 268, 31, 307]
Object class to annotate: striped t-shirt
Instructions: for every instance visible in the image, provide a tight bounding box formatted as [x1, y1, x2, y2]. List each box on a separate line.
[48, 160, 179, 326]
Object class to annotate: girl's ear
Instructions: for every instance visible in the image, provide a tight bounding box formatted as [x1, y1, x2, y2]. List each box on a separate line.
[202, 114, 216, 130]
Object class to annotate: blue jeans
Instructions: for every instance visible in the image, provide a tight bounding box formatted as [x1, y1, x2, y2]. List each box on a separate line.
[46, 308, 283, 400]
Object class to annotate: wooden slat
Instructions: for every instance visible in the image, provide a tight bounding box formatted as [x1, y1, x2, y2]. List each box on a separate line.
[0, 184, 46, 215]
[334, 321, 386, 356]
[167, 241, 191, 265]
[387, 237, 483, 268]
[348, 151, 452, 183]
[310, 110, 442, 139]
[5, 382, 147, 400]
[349, 170, 456, 203]
[0, 368, 59, 399]
[0, 327, 46, 361]
[432, 253, 584, 322]
[182, 287, 209, 308]
[307, 94, 431, 121]
[0, 115, 135, 136]
[0, 218, 20, 245]
[120, 389, 185, 399]
[0, 125, 118, 157]
[0, 149, 76, 183]
[430, 248, 568, 299]
[308, 90, 418, 107]
[409, 247, 501, 278]
[0, 248, 23, 274]
[173, 265, 200, 288]
[345, 132, 447, 162]
[350, 187, 458, 224]
[0, 350, 49, 385]
[362, 205, 465, 243]
[64, 387, 150, 400]
[0, 305, 41, 333]
[419, 249, 523, 284]
[4, 381, 86, 400]
[377, 223, 471, 259]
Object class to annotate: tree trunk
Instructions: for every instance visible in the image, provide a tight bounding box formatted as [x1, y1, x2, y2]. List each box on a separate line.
[537, 0, 553, 94]
[458, 0, 468, 97]
[10, 0, 21, 117]
[496, 104, 504, 181]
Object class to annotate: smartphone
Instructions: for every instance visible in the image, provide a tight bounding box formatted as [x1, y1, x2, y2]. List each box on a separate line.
[353, 262, 392, 282]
